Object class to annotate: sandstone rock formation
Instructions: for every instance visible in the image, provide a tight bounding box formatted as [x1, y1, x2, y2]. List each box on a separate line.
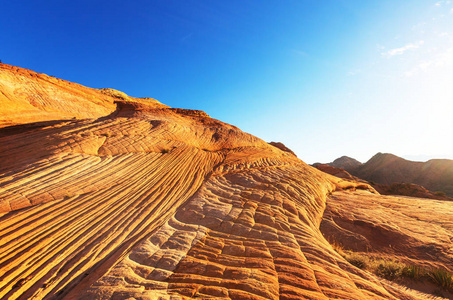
[0, 64, 449, 299]
[268, 142, 297, 157]
[321, 190, 453, 272]
[0, 64, 166, 128]
[312, 163, 365, 183]
[320, 190, 453, 299]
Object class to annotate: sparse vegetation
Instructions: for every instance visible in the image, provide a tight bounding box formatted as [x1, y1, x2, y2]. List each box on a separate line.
[345, 252, 370, 269]
[329, 239, 453, 292]
[428, 268, 453, 290]
[402, 264, 423, 280]
[161, 148, 170, 154]
[328, 238, 345, 255]
[375, 260, 404, 280]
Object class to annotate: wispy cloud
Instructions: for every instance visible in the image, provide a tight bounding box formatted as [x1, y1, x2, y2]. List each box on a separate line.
[405, 47, 453, 76]
[382, 41, 424, 57]
[347, 69, 361, 76]
[435, 0, 451, 6]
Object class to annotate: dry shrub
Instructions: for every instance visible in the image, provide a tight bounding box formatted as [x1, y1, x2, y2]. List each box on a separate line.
[428, 268, 453, 291]
[326, 239, 453, 292]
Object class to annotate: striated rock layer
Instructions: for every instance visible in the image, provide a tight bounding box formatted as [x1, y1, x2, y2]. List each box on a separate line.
[0, 64, 445, 299]
[321, 191, 453, 272]
[0, 63, 166, 128]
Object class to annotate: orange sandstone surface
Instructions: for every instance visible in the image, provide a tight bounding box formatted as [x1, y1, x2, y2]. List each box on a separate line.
[0, 64, 449, 299]
[321, 191, 453, 271]
[0, 64, 166, 128]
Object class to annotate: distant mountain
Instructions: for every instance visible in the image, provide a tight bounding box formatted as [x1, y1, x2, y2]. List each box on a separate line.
[313, 162, 451, 200]
[326, 152, 453, 197]
[329, 155, 362, 171]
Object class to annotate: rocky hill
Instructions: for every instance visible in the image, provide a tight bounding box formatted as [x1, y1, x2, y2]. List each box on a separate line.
[1, 64, 451, 299]
[327, 156, 362, 171]
[324, 153, 453, 197]
[313, 163, 452, 201]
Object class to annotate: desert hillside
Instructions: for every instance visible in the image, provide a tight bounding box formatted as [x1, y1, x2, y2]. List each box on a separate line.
[0, 64, 166, 128]
[325, 153, 453, 197]
[328, 156, 362, 171]
[0, 64, 451, 299]
[313, 163, 452, 201]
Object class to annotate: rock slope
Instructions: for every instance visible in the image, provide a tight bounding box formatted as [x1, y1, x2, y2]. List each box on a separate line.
[0, 64, 447, 299]
[0, 63, 165, 128]
[321, 190, 453, 272]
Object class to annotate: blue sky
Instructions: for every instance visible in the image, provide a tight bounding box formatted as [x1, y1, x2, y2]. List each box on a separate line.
[1, 0, 452, 163]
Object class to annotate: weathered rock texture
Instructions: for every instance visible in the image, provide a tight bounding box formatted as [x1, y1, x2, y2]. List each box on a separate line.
[268, 142, 297, 157]
[0, 64, 448, 299]
[0, 64, 166, 128]
[321, 190, 453, 272]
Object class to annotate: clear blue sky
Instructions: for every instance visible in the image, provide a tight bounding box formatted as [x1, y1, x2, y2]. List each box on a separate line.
[1, 0, 452, 163]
